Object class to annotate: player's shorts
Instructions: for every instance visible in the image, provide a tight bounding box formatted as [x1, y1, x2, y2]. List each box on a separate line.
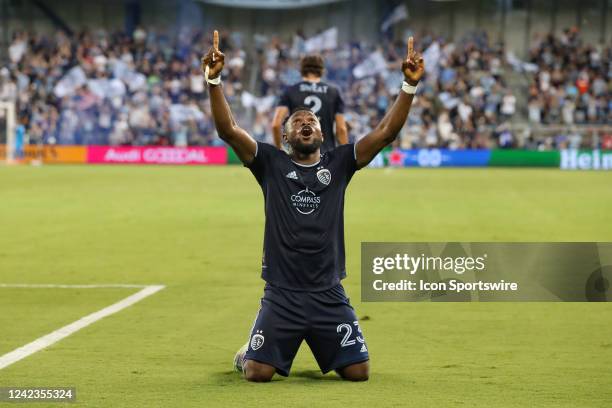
[244, 282, 369, 376]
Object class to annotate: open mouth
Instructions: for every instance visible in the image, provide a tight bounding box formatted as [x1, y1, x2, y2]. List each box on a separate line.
[300, 125, 313, 137]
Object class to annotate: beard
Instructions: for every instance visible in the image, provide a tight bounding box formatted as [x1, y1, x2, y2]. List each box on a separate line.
[290, 137, 322, 155]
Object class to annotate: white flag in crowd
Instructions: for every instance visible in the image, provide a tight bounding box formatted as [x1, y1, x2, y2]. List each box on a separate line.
[54, 60, 147, 99]
[241, 91, 256, 109]
[241, 91, 276, 113]
[506, 51, 539, 73]
[54, 66, 87, 98]
[381, 4, 408, 32]
[304, 27, 338, 53]
[87, 78, 127, 99]
[112, 60, 147, 92]
[169, 104, 204, 124]
[352, 50, 388, 79]
[422, 41, 441, 83]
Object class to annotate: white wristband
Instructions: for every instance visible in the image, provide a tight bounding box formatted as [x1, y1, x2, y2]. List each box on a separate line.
[401, 81, 418, 95]
[204, 65, 221, 85]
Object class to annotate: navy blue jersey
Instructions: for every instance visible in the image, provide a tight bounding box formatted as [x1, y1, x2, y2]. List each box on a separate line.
[278, 81, 344, 154]
[247, 142, 358, 291]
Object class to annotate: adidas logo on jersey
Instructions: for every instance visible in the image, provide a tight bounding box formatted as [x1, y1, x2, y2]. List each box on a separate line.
[360, 344, 368, 353]
[286, 171, 298, 180]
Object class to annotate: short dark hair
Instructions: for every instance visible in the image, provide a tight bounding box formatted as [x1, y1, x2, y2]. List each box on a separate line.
[290, 106, 313, 116]
[300, 55, 324, 77]
[283, 108, 317, 134]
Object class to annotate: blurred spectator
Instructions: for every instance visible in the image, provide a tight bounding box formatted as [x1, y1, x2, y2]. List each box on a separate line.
[1, 28, 247, 146]
[0, 27, 609, 151]
[528, 27, 610, 126]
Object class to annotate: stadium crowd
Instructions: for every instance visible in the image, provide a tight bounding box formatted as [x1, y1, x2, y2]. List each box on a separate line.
[0, 27, 609, 150]
[527, 28, 610, 126]
[258, 29, 519, 149]
[1, 28, 244, 146]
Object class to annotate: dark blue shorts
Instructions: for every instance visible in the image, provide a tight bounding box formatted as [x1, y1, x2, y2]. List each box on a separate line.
[244, 283, 369, 376]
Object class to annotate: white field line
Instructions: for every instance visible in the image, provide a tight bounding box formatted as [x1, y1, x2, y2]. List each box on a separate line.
[0, 284, 165, 370]
[0, 283, 149, 289]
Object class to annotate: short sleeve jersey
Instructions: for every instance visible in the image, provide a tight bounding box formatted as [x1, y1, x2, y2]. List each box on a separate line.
[247, 142, 358, 291]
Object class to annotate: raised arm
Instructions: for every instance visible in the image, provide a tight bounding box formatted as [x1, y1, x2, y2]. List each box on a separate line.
[355, 37, 425, 169]
[202, 30, 257, 164]
[334, 113, 348, 145]
[271, 106, 289, 149]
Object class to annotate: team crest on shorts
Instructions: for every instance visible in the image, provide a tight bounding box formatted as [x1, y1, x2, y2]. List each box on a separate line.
[250, 331, 265, 350]
[316, 168, 331, 186]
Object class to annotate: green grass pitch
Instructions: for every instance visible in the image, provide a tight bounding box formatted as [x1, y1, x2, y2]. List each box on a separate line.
[1, 165, 611, 407]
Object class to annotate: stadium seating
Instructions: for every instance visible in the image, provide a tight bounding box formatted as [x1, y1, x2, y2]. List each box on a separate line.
[0, 27, 609, 149]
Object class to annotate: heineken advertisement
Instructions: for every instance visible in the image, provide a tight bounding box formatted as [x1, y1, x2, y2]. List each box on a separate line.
[361, 242, 612, 302]
[560, 149, 612, 170]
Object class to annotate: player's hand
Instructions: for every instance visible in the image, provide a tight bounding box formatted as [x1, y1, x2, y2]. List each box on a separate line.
[401, 37, 425, 86]
[201, 30, 225, 80]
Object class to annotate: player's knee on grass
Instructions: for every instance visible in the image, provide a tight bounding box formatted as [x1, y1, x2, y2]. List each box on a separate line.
[243, 359, 276, 382]
[337, 361, 369, 382]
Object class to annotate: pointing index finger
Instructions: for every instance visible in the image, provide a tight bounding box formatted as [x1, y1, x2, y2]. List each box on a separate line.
[407, 36, 413, 59]
[213, 30, 219, 51]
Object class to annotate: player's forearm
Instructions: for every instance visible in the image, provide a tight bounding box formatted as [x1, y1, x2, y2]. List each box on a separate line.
[209, 84, 240, 140]
[335, 124, 348, 145]
[374, 91, 414, 145]
[272, 125, 282, 149]
[271, 107, 288, 149]
[355, 91, 414, 169]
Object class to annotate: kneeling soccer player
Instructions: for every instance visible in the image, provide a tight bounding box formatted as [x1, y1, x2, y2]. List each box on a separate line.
[202, 30, 424, 382]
